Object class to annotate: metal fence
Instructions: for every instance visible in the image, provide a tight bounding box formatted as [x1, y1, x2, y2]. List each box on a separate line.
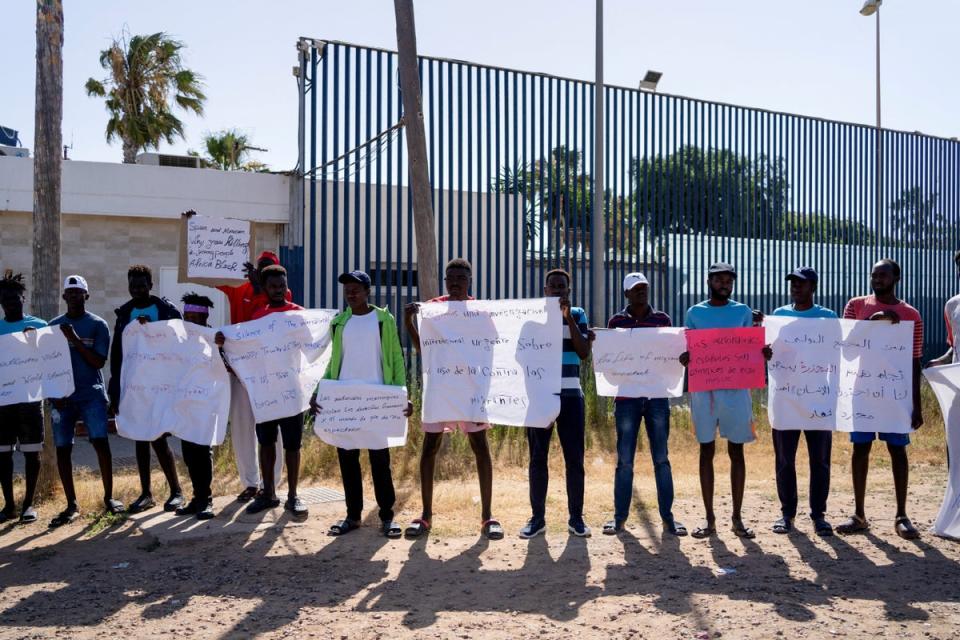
[283, 38, 960, 358]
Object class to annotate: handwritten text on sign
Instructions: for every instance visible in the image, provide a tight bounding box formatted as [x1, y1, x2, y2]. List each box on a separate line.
[920, 363, 960, 539]
[418, 298, 561, 428]
[0, 328, 75, 406]
[764, 316, 913, 432]
[312, 380, 408, 450]
[686, 327, 767, 392]
[592, 328, 686, 398]
[187, 214, 251, 280]
[221, 309, 337, 423]
[117, 320, 230, 446]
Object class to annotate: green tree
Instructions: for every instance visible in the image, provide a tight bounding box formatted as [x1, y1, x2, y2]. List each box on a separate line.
[85, 32, 205, 163]
[888, 186, 944, 247]
[190, 129, 268, 171]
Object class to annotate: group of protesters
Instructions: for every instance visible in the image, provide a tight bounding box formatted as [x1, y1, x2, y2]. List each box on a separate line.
[1, 213, 952, 542]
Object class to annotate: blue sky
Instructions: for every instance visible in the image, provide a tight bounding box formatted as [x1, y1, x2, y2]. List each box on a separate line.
[3, 1, 957, 170]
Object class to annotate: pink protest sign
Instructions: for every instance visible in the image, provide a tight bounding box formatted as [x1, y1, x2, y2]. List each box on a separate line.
[686, 327, 767, 392]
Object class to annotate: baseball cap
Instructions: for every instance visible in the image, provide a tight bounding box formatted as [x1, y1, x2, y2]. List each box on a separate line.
[256, 251, 280, 266]
[786, 267, 818, 283]
[708, 262, 737, 277]
[622, 272, 649, 292]
[63, 275, 88, 292]
[338, 270, 372, 288]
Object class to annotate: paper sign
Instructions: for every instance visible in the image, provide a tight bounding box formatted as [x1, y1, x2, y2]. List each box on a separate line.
[312, 380, 408, 450]
[178, 214, 254, 286]
[685, 327, 767, 392]
[0, 328, 75, 406]
[221, 309, 337, 423]
[592, 327, 686, 398]
[765, 316, 913, 432]
[117, 320, 230, 446]
[418, 298, 561, 428]
[921, 363, 960, 539]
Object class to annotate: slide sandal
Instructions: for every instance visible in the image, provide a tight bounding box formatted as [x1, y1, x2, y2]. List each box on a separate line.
[328, 519, 359, 536]
[404, 518, 431, 538]
[482, 519, 504, 540]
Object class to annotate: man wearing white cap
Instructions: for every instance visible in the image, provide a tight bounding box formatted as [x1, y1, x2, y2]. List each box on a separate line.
[602, 272, 686, 536]
[48, 275, 124, 526]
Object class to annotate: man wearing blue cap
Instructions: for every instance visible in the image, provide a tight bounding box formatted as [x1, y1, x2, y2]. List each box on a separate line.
[769, 267, 837, 536]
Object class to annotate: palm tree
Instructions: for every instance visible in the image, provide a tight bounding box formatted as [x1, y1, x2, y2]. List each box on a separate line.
[85, 32, 205, 163]
[192, 129, 268, 171]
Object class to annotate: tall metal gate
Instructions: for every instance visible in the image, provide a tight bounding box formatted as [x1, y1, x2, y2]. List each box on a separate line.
[283, 38, 960, 357]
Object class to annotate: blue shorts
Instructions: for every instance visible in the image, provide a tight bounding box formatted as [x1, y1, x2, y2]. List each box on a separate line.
[690, 389, 756, 444]
[52, 395, 109, 447]
[849, 431, 910, 446]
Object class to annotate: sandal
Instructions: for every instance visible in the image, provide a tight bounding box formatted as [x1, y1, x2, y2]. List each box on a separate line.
[49, 507, 79, 528]
[691, 521, 716, 539]
[895, 516, 920, 540]
[836, 514, 869, 535]
[236, 486, 258, 502]
[404, 518, 431, 538]
[382, 520, 402, 539]
[104, 498, 125, 515]
[666, 520, 688, 536]
[732, 519, 756, 539]
[813, 518, 834, 537]
[328, 518, 359, 536]
[163, 494, 185, 513]
[772, 517, 793, 534]
[482, 519, 504, 540]
[128, 494, 156, 514]
[18, 506, 38, 524]
[602, 519, 624, 535]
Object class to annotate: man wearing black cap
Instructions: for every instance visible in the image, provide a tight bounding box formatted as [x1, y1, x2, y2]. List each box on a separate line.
[769, 267, 837, 536]
[311, 270, 411, 539]
[680, 262, 771, 539]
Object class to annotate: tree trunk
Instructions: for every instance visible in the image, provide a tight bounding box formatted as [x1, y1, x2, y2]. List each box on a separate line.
[33, 0, 64, 500]
[122, 136, 138, 164]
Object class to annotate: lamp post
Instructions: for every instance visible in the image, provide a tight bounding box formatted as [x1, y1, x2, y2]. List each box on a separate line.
[861, 0, 882, 244]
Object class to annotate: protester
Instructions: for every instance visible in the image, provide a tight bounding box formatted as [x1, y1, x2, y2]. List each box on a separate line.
[926, 250, 960, 368]
[836, 259, 924, 539]
[108, 265, 184, 514]
[403, 258, 502, 540]
[680, 262, 771, 539]
[521, 268, 593, 538]
[313, 270, 411, 538]
[0, 272, 47, 524]
[602, 272, 686, 536]
[768, 267, 837, 536]
[174, 292, 218, 520]
[49, 275, 124, 526]
[218, 265, 308, 518]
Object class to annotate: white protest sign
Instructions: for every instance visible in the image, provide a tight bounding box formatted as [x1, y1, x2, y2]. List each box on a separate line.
[764, 316, 914, 432]
[920, 363, 960, 540]
[0, 328, 74, 406]
[592, 327, 686, 398]
[418, 297, 561, 428]
[186, 214, 251, 281]
[312, 380, 408, 450]
[221, 309, 337, 423]
[117, 320, 230, 446]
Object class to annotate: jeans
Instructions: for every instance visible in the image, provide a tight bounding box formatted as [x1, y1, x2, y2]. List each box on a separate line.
[772, 429, 832, 520]
[336, 447, 396, 522]
[614, 398, 674, 524]
[526, 394, 585, 524]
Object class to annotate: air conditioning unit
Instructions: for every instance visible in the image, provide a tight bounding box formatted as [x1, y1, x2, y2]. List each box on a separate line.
[0, 145, 29, 158]
[135, 152, 200, 169]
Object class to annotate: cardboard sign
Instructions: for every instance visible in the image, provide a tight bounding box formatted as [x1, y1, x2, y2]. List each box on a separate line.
[178, 214, 254, 286]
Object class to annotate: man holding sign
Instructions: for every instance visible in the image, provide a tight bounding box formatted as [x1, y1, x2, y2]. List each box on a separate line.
[836, 259, 923, 539]
[680, 263, 771, 540]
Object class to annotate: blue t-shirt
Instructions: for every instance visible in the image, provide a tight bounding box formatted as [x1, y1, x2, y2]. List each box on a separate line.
[771, 304, 838, 319]
[561, 306, 589, 396]
[684, 299, 753, 330]
[128, 304, 159, 324]
[0, 315, 47, 335]
[49, 312, 111, 401]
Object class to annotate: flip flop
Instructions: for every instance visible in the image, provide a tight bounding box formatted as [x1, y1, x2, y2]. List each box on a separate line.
[691, 521, 716, 539]
[404, 518, 431, 538]
[482, 519, 504, 540]
[895, 517, 920, 540]
[732, 519, 756, 539]
[836, 514, 869, 535]
[328, 519, 359, 536]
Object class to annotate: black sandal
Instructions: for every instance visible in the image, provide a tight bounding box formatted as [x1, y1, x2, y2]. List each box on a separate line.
[836, 514, 869, 535]
[666, 520, 688, 536]
[895, 517, 920, 540]
[328, 519, 359, 536]
[49, 508, 79, 528]
[404, 518, 431, 538]
[772, 517, 793, 534]
[732, 519, 756, 539]
[602, 519, 624, 535]
[382, 521, 402, 539]
[104, 498, 125, 515]
[813, 518, 834, 537]
[691, 521, 716, 539]
[482, 519, 504, 540]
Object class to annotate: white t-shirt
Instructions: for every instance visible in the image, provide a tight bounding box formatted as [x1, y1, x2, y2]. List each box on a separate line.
[338, 310, 384, 384]
[944, 293, 960, 362]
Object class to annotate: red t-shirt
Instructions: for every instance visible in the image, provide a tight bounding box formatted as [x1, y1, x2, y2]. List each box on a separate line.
[250, 301, 305, 320]
[217, 282, 293, 324]
[843, 295, 923, 359]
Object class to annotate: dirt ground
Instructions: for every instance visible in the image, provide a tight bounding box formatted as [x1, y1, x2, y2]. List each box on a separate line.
[0, 458, 958, 640]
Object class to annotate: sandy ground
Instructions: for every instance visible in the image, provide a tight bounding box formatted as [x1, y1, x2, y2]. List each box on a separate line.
[0, 461, 958, 640]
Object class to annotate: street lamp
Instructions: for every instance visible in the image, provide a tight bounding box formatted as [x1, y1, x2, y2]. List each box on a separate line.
[639, 70, 663, 92]
[861, 0, 882, 244]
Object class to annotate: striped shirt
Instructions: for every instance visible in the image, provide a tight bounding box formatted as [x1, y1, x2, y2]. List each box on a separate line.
[843, 295, 923, 359]
[562, 306, 590, 396]
[607, 306, 672, 330]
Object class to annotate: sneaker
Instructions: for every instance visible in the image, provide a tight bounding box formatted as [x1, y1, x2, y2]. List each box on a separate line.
[284, 496, 309, 519]
[245, 494, 281, 515]
[196, 500, 215, 520]
[568, 520, 592, 537]
[164, 493, 185, 512]
[519, 518, 546, 539]
[128, 494, 156, 514]
[175, 499, 201, 516]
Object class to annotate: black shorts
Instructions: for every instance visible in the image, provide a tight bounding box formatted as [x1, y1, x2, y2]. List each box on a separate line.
[255, 413, 304, 451]
[0, 402, 44, 453]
